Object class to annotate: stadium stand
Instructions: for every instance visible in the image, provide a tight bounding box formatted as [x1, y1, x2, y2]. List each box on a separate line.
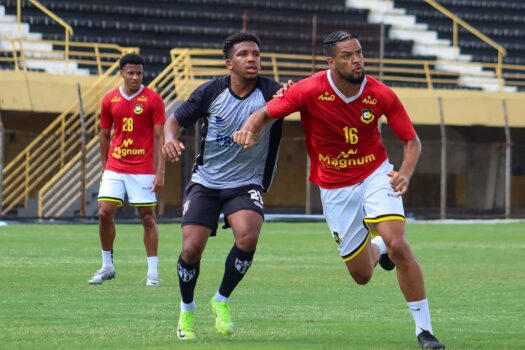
[0, 0, 441, 86]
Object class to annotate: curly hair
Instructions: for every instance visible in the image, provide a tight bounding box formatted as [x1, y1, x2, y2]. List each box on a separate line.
[222, 32, 261, 59]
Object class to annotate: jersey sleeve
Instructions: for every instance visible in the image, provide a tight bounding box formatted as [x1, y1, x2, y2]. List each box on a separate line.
[258, 77, 282, 102]
[384, 90, 417, 142]
[175, 80, 217, 128]
[266, 82, 304, 119]
[99, 95, 113, 129]
[151, 93, 166, 125]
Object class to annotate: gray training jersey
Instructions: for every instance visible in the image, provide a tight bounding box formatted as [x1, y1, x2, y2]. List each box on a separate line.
[175, 75, 283, 191]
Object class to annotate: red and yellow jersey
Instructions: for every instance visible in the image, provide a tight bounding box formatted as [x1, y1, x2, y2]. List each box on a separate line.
[267, 71, 416, 189]
[100, 85, 166, 174]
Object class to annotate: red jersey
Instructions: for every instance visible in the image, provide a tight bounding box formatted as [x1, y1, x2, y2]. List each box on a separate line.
[100, 85, 166, 174]
[267, 71, 416, 189]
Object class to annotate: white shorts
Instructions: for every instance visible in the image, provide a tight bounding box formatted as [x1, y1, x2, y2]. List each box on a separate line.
[98, 170, 157, 207]
[320, 160, 405, 262]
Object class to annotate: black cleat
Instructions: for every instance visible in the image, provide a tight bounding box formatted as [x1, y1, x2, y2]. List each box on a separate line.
[417, 330, 445, 349]
[378, 253, 395, 271]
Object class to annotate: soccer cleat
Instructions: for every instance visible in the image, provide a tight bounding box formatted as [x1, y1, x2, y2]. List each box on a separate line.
[379, 253, 395, 271]
[417, 330, 445, 349]
[210, 298, 235, 336]
[177, 311, 196, 340]
[88, 266, 115, 284]
[145, 274, 160, 287]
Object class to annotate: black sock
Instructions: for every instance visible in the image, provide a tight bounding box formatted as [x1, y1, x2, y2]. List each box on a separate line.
[218, 245, 255, 298]
[177, 255, 200, 304]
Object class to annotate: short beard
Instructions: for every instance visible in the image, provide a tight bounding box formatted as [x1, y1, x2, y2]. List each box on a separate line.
[344, 69, 365, 84]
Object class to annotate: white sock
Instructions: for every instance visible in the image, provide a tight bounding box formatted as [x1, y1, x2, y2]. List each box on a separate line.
[180, 300, 196, 312]
[147, 256, 158, 275]
[214, 291, 230, 302]
[408, 298, 433, 336]
[371, 236, 387, 255]
[102, 250, 113, 268]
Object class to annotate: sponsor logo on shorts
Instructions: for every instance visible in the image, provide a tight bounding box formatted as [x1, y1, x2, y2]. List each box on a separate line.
[332, 231, 342, 245]
[182, 199, 191, 216]
[248, 189, 264, 209]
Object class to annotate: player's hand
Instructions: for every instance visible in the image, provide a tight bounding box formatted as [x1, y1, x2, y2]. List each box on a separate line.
[233, 130, 260, 149]
[162, 139, 185, 162]
[273, 79, 294, 97]
[153, 174, 164, 192]
[387, 171, 410, 196]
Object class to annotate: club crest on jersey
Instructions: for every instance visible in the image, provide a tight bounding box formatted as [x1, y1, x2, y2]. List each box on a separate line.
[134, 104, 144, 115]
[360, 109, 375, 124]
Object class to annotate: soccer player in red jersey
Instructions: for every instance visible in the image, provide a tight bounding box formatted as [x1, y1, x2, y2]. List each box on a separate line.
[234, 31, 445, 349]
[88, 54, 166, 287]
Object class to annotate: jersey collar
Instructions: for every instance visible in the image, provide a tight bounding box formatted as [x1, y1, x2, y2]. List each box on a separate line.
[326, 70, 367, 104]
[119, 85, 145, 101]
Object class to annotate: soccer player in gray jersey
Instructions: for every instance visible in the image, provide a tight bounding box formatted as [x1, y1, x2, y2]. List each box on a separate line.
[162, 32, 283, 340]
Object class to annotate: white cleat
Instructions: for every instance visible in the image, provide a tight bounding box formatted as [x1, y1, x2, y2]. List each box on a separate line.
[145, 274, 160, 287]
[88, 267, 116, 284]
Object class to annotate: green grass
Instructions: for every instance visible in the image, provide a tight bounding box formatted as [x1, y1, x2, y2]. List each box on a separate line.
[1, 222, 524, 349]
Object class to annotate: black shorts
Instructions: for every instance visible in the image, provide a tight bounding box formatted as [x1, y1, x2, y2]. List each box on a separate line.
[181, 182, 265, 236]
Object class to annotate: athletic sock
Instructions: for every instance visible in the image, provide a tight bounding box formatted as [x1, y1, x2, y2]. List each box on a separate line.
[408, 298, 433, 336]
[214, 291, 230, 302]
[218, 244, 255, 298]
[371, 236, 387, 254]
[102, 250, 113, 268]
[147, 256, 158, 276]
[177, 255, 200, 304]
[180, 300, 196, 312]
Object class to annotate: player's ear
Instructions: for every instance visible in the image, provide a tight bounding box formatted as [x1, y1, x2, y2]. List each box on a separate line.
[326, 56, 335, 69]
[225, 58, 233, 71]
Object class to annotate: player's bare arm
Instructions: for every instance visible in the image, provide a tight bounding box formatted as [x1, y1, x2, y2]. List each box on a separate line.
[153, 124, 165, 192]
[162, 114, 186, 162]
[99, 128, 111, 170]
[233, 106, 273, 149]
[388, 135, 422, 196]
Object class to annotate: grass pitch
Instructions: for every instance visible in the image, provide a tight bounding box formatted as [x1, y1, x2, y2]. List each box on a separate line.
[1, 221, 524, 349]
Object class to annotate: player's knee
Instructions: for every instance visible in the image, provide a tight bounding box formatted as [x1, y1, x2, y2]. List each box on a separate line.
[181, 243, 203, 264]
[98, 207, 113, 222]
[350, 270, 373, 285]
[235, 232, 259, 251]
[140, 212, 156, 228]
[387, 238, 412, 263]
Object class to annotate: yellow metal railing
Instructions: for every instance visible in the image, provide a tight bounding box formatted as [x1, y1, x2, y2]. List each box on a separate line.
[17, 0, 74, 66]
[37, 49, 181, 217]
[0, 54, 136, 216]
[0, 38, 137, 75]
[170, 49, 525, 90]
[425, 0, 507, 87]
